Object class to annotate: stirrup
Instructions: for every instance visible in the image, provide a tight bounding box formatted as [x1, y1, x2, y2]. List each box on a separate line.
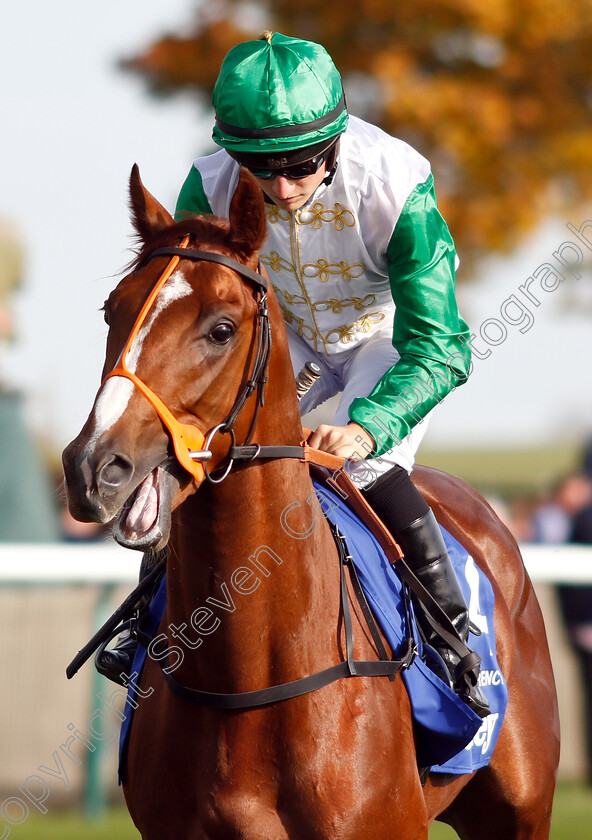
[95, 621, 137, 686]
[421, 643, 453, 689]
[460, 681, 490, 719]
[420, 636, 490, 717]
[455, 650, 490, 718]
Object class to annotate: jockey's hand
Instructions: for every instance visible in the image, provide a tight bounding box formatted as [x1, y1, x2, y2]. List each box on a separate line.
[307, 422, 375, 461]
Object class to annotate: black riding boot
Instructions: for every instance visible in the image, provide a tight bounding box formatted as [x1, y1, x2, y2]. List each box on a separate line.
[95, 552, 155, 686]
[363, 467, 490, 718]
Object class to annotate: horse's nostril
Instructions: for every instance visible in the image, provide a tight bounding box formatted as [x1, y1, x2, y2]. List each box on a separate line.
[98, 454, 134, 490]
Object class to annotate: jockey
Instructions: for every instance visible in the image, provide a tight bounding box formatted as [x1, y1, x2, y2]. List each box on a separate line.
[98, 32, 489, 717]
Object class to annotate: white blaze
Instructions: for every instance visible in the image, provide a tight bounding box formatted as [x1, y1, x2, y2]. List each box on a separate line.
[89, 270, 192, 444]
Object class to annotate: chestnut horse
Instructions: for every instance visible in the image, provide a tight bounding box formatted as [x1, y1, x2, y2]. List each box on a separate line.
[63, 166, 559, 839]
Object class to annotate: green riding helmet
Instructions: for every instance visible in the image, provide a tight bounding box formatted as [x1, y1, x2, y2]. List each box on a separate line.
[212, 31, 348, 168]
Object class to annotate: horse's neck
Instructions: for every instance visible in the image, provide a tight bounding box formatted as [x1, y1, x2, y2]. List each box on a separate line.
[164, 301, 342, 688]
[166, 447, 340, 691]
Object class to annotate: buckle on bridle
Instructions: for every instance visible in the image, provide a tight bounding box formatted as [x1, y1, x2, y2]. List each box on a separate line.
[203, 424, 237, 484]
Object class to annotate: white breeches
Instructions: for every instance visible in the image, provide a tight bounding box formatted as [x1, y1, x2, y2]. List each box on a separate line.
[287, 325, 431, 488]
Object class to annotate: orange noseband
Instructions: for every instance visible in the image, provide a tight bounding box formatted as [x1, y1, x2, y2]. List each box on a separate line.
[103, 237, 209, 483]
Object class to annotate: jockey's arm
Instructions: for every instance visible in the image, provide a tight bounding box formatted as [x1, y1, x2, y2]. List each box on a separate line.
[347, 174, 472, 457]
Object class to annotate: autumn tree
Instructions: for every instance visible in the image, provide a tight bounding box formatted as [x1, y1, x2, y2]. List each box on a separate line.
[121, 0, 592, 271]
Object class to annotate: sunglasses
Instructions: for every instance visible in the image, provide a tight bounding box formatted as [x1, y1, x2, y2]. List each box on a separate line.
[246, 149, 332, 181]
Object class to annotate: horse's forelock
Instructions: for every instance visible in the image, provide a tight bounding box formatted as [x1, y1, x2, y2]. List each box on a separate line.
[127, 216, 233, 273]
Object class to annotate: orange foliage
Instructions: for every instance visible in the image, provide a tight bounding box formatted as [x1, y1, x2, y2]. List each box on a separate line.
[120, 0, 592, 274]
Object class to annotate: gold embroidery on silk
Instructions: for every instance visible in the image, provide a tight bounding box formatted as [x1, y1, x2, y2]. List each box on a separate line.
[272, 288, 308, 308]
[278, 304, 318, 345]
[260, 251, 295, 274]
[302, 259, 366, 283]
[265, 206, 291, 224]
[297, 202, 356, 231]
[313, 295, 377, 313]
[262, 200, 385, 354]
[325, 312, 386, 345]
[273, 290, 377, 314]
[279, 304, 384, 349]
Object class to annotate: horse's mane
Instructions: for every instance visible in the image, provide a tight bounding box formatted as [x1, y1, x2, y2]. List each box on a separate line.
[127, 215, 233, 273]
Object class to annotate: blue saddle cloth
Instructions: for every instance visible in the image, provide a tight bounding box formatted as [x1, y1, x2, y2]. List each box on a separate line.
[119, 481, 507, 777]
[312, 481, 508, 773]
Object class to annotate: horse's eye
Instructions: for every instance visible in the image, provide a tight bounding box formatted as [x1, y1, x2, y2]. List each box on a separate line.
[209, 322, 235, 345]
[101, 303, 111, 326]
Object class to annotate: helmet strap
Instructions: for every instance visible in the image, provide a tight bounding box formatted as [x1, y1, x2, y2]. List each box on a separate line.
[322, 140, 340, 186]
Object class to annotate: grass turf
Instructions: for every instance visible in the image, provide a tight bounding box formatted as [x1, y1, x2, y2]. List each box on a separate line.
[8, 783, 592, 838]
[429, 782, 592, 838]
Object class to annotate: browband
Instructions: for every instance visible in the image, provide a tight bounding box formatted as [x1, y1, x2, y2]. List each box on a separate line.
[144, 247, 267, 293]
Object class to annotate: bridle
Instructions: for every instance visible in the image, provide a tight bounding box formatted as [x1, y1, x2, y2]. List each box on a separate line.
[103, 236, 274, 484]
[73, 238, 418, 702]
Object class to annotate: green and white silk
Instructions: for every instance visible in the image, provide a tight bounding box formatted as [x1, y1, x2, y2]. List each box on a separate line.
[175, 116, 471, 457]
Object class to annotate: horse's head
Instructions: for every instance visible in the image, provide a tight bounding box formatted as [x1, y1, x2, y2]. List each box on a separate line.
[63, 164, 286, 551]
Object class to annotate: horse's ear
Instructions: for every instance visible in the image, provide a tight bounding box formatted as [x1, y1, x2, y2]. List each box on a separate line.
[129, 164, 174, 242]
[228, 168, 267, 255]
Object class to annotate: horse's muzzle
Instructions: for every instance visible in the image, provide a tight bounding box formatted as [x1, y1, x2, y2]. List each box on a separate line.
[63, 436, 182, 551]
[62, 437, 137, 523]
